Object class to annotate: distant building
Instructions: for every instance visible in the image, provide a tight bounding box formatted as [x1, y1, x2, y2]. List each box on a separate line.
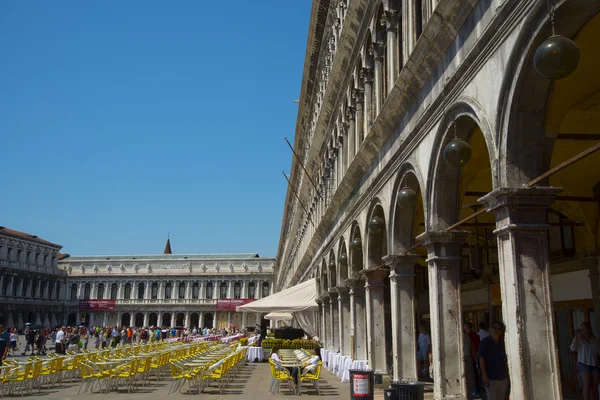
[0, 226, 67, 329]
[58, 239, 275, 330]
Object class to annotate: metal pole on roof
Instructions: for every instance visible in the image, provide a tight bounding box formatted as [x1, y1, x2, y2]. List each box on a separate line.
[284, 137, 324, 200]
[282, 172, 315, 227]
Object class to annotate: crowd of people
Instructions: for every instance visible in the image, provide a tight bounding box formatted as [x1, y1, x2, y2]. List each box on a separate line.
[415, 320, 508, 400]
[1, 324, 241, 360]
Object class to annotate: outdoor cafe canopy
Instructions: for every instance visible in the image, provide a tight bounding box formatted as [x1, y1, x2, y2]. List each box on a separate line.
[236, 278, 318, 313]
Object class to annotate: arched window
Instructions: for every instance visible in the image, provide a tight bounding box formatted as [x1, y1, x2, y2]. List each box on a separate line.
[22, 279, 29, 297]
[192, 282, 199, 299]
[178, 282, 186, 299]
[97, 283, 105, 299]
[110, 283, 118, 299]
[84, 283, 91, 300]
[165, 282, 172, 299]
[138, 282, 145, 299]
[55, 282, 60, 299]
[70, 283, 78, 300]
[248, 282, 256, 299]
[262, 282, 270, 298]
[151, 282, 158, 299]
[233, 282, 241, 299]
[414, 0, 423, 41]
[30, 279, 36, 297]
[48, 282, 54, 299]
[40, 281, 46, 298]
[206, 282, 213, 299]
[12, 277, 19, 296]
[219, 282, 227, 299]
[124, 283, 132, 299]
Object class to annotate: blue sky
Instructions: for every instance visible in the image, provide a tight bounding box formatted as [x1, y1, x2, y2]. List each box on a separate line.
[0, 1, 311, 257]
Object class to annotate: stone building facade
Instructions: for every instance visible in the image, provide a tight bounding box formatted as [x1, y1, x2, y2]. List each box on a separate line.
[0, 227, 67, 329]
[276, 0, 600, 399]
[58, 249, 275, 331]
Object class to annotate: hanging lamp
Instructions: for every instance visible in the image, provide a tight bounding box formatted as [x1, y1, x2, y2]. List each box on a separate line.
[533, 0, 580, 80]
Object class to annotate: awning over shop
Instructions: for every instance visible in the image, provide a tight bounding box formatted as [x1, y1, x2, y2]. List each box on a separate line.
[236, 278, 318, 312]
[264, 312, 294, 321]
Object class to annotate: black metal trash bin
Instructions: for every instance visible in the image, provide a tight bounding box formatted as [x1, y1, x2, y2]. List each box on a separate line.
[384, 388, 399, 400]
[349, 369, 374, 400]
[391, 380, 425, 400]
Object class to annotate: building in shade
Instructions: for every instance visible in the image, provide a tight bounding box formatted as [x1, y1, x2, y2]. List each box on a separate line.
[0, 226, 67, 329]
[275, 0, 600, 399]
[58, 240, 275, 331]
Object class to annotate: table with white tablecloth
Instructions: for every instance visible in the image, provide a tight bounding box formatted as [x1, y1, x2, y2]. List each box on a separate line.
[246, 346, 264, 362]
[341, 359, 368, 382]
[221, 334, 242, 343]
[320, 349, 367, 383]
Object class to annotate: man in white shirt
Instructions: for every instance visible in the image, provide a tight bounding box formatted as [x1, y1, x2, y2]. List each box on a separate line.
[478, 323, 491, 341]
[55, 327, 65, 354]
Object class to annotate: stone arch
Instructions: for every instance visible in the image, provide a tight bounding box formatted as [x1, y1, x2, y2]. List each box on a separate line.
[135, 312, 144, 328]
[365, 198, 388, 269]
[426, 100, 497, 231]
[149, 312, 158, 327]
[349, 221, 364, 278]
[497, 0, 600, 186]
[190, 312, 199, 328]
[121, 313, 130, 327]
[162, 313, 171, 327]
[337, 237, 349, 283]
[389, 161, 428, 253]
[328, 251, 337, 288]
[203, 312, 214, 329]
[320, 259, 329, 292]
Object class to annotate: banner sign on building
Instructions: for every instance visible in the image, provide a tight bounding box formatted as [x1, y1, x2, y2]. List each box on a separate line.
[79, 299, 116, 311]
[216, 298, 254, 311]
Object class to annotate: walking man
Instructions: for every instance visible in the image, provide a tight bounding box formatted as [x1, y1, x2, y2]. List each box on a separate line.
[479, 321, 508, 400]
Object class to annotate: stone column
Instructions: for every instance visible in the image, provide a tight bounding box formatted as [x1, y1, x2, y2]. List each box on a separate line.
[17, 278, 24, 297]
[198, 312, 203, 328]
[346, 107, 356, 160]
[321, 297, 330, 349]
[228, 281, 233, 299]
[200, 281, 205, 300]
[103, 311, 108, 327]
[129, 313, 134, 327]
[403, 0, 415, 60]
[337, 287, 351, 356]
[362, 67, 374, 132]
[352, 88, 364, 151]
[416, 230, 470, 399]
[6, 276, 13, 297]
[383, 9, 399, 92]
[185, 312, 190, 328]
[227, 311, 232, 326]
[329, 291, 339, 352]
[241, 312, 247, 330]
[383, 254, 421, 382]
[363, 269, 388, 375]
[255, 312, 261, 329]
[142, 312, 148, 327]
[371, 42, 384, 115]
[480, 187, 562, 399]
[170, 313, 176, 328]
[349, 279, 368, 360]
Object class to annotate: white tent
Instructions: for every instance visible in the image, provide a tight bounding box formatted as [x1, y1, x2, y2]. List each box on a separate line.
[237, 278, 319, 338]
[236, 278, 318, 313]
[264, 312, 294, 322]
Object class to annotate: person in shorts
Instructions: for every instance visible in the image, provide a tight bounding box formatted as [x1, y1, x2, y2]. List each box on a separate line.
[570, 321, 600, 400]
[9, 329, 18, 354]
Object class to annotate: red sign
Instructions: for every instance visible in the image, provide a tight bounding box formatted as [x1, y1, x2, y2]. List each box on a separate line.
[352, 373, 370, 396]
[216, 298, 255, 311]
[79, 299, 116, 311]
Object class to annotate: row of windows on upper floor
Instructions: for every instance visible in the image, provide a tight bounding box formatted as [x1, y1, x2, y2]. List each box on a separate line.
[71, 281, 271, 301]
[287, 1, 432, 270]
[0, 246, 57, 268]
[1, 275, 61, 300]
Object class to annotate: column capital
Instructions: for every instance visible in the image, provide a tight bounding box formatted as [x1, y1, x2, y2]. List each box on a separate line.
[382, 254, 421, 271]
[362, 268, 388, 287]
[346, 278, 365, 296]
[368, 41, 384, 59]
[335, 286, 349, 298]
[416, 231, 469, 266]
[352, 87, 364, 104]
[381, 9, 399, 30]
[479, 186, 561, 229]
[360, 67, 373, 84]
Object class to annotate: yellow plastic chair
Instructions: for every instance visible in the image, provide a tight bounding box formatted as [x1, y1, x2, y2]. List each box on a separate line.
[300, 361, 323, 395]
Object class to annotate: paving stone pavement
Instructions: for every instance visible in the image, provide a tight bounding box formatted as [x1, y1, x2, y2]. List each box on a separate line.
[4, 349, 434, 400]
